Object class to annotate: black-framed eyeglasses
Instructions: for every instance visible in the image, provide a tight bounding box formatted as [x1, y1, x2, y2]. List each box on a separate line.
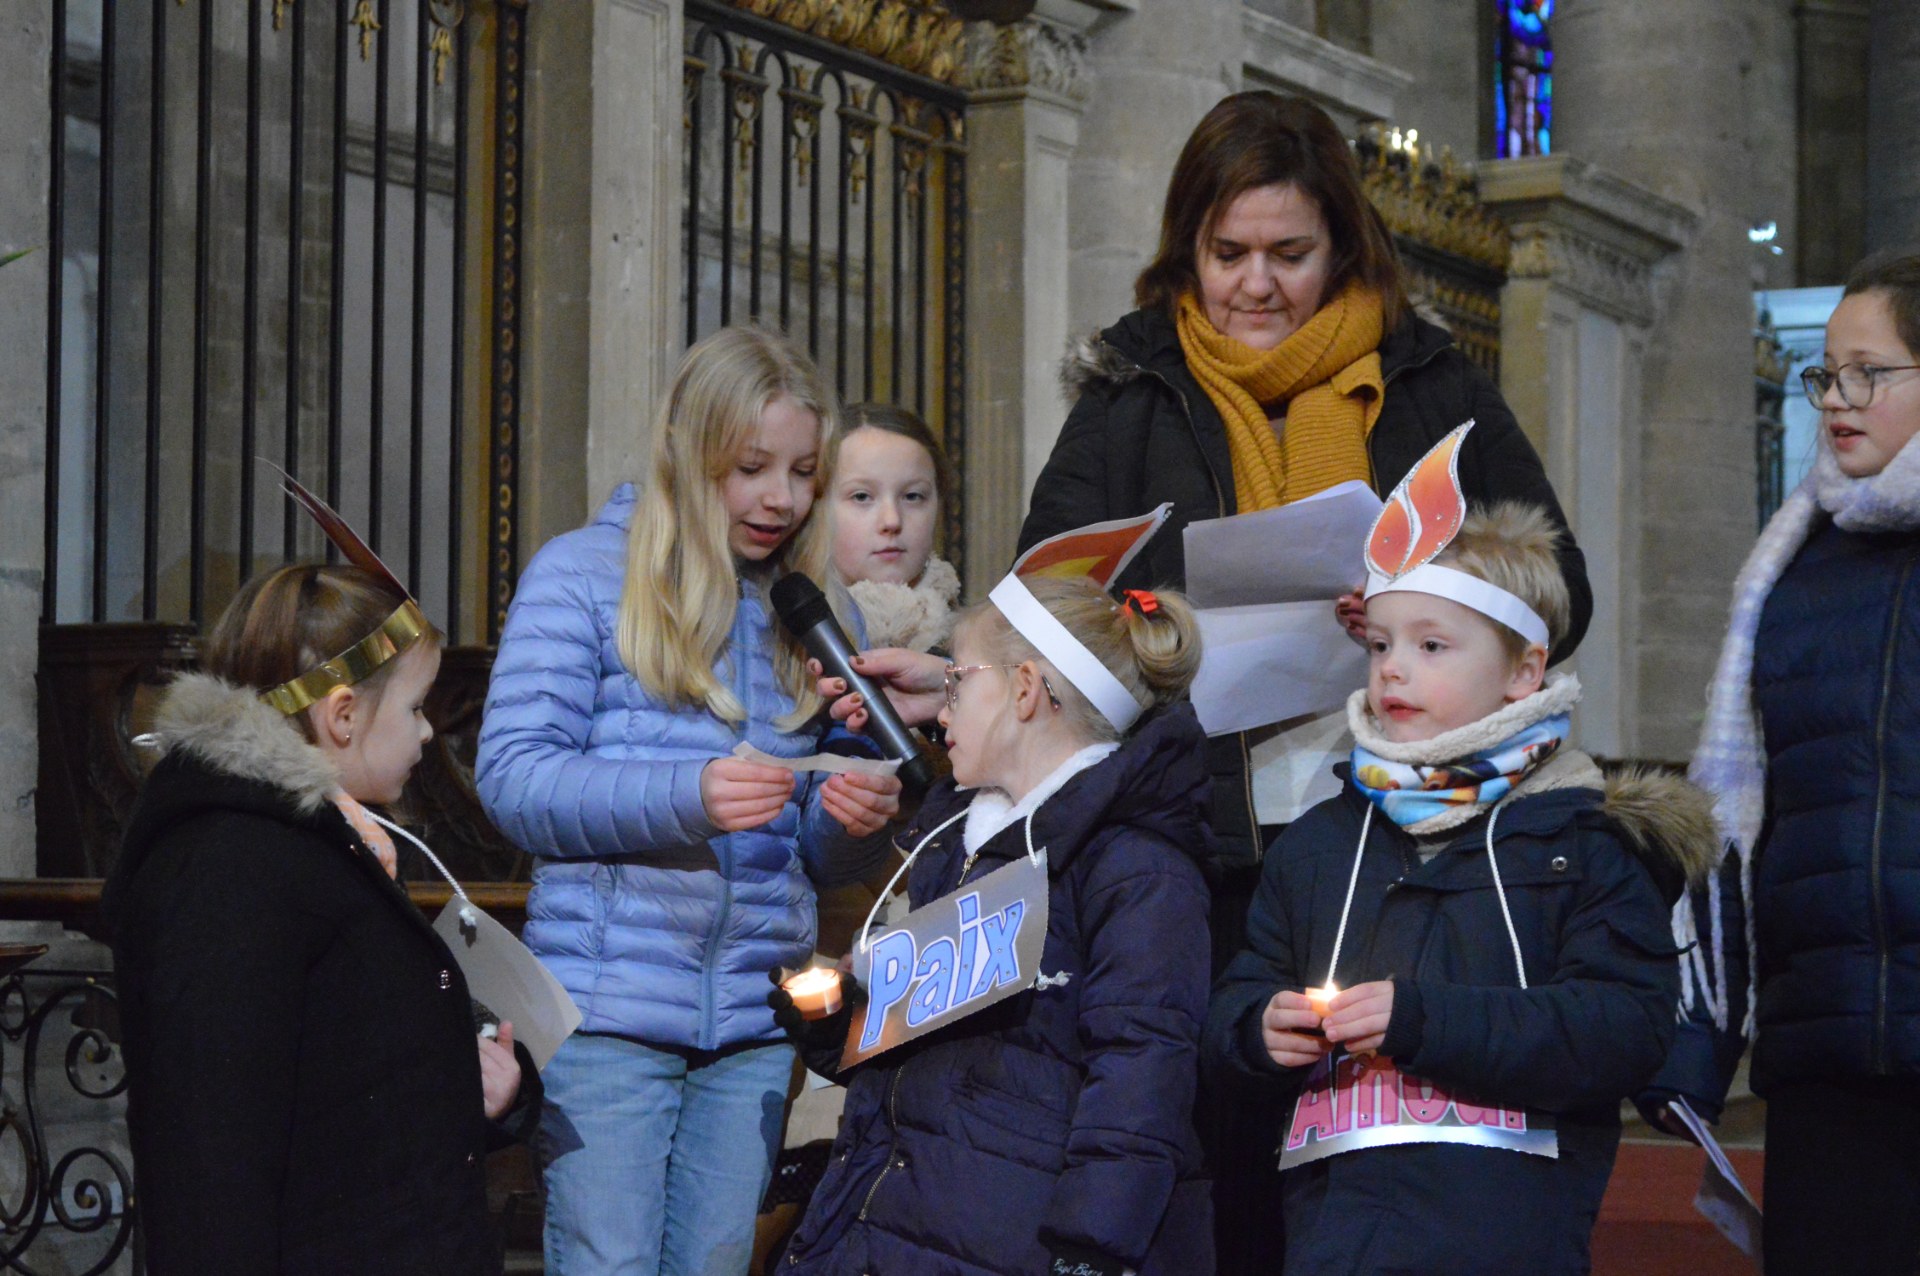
[942, 663, 1062, 713]
[1801, 362, 1920, 409]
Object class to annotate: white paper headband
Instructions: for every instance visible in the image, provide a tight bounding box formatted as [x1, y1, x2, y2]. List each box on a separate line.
[988, 574, 1145, 732]
[1364, 563, 1551, 650]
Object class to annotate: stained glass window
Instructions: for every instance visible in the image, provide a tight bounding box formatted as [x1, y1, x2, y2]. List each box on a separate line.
[1494, 0, 1552, 158]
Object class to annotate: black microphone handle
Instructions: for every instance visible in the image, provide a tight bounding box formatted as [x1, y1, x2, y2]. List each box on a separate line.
[799, 618, 935, 797]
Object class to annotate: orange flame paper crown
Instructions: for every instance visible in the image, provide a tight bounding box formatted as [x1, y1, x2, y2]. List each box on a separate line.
[1360, 421, 1550, 650]
[258, 461, 431, 715]
[992, 502, 1174, 732]
[1010, 502, 1173, 587]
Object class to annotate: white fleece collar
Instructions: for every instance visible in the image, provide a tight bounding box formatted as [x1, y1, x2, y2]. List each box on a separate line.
[1346, 671, 1582, 767]
[962, 743, 1118, 855]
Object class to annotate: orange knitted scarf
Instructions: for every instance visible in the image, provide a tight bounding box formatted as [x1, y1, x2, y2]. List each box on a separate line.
[1175, 285, 1386, 512]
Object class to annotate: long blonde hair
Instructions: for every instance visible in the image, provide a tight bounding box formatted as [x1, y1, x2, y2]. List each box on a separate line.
[618, 326, 839, 729]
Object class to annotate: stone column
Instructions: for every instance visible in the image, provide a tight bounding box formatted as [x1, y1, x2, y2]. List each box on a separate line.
[962, 8, 1094, 594]
[1066, 0, 1242, 336]
[1481, 157, 1694, 757]
[1797, 1, 1870, 284]
[1553, 0, 1754, 761]
[1366, 0, 1480, 156]
[2, 2, 51, 878]
[1865, 0, 1920, 253]
[520, 0, 683, 550]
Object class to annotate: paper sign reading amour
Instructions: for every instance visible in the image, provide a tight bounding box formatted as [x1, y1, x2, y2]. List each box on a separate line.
[1279, 1050, 1558, 1170]
[840, 852, 1049, 1070]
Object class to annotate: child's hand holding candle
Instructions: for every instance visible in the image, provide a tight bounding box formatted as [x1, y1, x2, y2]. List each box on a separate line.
[1306, 984, 1338, 1022]
[1319, 979, 1395, 1055]
[780, 966, 845, 1020]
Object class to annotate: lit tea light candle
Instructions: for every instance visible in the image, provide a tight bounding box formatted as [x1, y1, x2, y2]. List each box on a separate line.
[1306, 985, 1338, 1021]
[782, 967, 844, 1020]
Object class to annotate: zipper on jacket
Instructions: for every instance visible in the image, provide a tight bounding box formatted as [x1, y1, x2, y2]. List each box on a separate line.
[1867, 556, 1915, 1072]
[858, 1057, 912, 1221]
[1133, 355, 1261, 854]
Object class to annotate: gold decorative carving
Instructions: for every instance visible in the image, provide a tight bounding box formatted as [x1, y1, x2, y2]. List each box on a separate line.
[350, 0, 382, 62]
[273, 0, 295, 33]
[1355, 124, 1511, 272]
[717, 0, 971, 87]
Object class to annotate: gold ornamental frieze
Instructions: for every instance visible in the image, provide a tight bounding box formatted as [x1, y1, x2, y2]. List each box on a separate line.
[1356, 124, 1511, 272]
[719, 0, 970, 86]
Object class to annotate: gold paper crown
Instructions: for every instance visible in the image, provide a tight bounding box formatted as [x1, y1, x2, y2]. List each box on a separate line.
[262, 463, 432, 716]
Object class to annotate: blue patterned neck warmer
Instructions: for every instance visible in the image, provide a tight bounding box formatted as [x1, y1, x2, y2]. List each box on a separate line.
[1351, 714, 1570, 828]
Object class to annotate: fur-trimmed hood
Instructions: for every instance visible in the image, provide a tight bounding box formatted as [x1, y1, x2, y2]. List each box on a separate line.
[146, 672, 340, 816]
[1594, 763, 1721, 893]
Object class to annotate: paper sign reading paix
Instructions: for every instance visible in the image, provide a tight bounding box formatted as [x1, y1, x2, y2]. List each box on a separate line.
[840, 852, 1049, 1070]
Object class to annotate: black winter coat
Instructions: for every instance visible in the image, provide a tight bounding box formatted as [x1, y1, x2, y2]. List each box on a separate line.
[783, 706, 1216, 1276]
[1649, 517, 1920, 1117]
[1022, 306, 1592, 865]
[1206, 764, 1709, 1275]
[102, 674, 539, 1276]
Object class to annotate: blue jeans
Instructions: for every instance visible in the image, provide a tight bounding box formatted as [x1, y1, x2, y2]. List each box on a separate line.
[539, 1032, 795, 1276]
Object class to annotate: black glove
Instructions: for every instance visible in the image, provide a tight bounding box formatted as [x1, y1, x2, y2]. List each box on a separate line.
[1046, 1242, 1129, 1276]
[766, 966, 866, 1072]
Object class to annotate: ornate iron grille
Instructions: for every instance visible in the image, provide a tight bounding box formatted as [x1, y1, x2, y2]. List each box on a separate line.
[682, 0, 969, 574]
[42, 0, 527, 645]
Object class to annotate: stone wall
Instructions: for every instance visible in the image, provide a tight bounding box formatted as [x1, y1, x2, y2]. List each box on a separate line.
[1, 2, 51, 879]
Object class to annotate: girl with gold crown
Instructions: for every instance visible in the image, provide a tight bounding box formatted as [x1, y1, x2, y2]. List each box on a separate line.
[106, 547, 540, 1273]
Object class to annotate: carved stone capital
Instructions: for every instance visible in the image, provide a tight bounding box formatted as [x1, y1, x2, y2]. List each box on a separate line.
[1481, 154, 1698, 326]
[961, 15, 1089, 101]
[1505, 224, 1659, 323]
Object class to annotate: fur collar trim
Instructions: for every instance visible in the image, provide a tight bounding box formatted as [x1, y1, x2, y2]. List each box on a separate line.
[1346, 671, 1582, 766]
[847, 556, 961, 652]
[149, 673, 340, 815]
[962, 742, 1119, 855]
[1059, 329, 1149, 400]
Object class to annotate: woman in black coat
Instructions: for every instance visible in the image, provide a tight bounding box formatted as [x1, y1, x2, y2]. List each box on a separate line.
[1019, 90, 1588, 1276]
[1023, 92, 1589, 874]
[103, 566, 539, 1276]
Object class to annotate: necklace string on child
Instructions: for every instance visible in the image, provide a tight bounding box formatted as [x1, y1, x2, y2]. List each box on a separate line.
[1323, 795, 1529, 994]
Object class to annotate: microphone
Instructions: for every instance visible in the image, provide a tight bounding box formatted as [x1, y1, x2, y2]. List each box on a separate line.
[770, 573, 935, 797]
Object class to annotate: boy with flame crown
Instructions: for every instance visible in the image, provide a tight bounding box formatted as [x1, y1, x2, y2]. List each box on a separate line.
[1205, 424, 1716, 1274]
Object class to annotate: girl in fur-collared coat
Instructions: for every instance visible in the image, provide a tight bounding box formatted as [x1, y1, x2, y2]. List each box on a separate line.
[105, 565, 539, 1276]
[830, 403, 962, 655]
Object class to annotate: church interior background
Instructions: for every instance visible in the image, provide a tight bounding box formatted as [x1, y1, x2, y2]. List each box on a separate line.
[0, 0, 1915, 1270]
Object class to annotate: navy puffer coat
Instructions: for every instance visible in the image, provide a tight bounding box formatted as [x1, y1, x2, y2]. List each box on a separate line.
[1649, 517, 1920, 1113]
[1206, 763, 1710, 1275]
[782, 706, 1216, 1276]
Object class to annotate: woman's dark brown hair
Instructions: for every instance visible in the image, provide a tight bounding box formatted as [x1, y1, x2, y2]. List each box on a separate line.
[1135, 91, 1408, 331]
[838, 402, 954, 515]
[1843, 249, 1920, 357]
[202, 564, 441, 737]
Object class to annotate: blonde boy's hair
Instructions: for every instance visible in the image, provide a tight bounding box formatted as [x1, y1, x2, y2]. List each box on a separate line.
[955, 576, 1204, 745]
[1432, 502, 1570, 660]
[617, 326, 839, 730]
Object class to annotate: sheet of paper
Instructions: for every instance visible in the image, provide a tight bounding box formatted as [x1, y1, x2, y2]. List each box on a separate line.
[1183, 480, 1384, 609]
[1670, 1098, 1763, 1262]
[1250, 709, 1353, 826]
[1191, 602, 1369, 736]
[732, 742, 903, 777]
[433, 901, 583, 1071]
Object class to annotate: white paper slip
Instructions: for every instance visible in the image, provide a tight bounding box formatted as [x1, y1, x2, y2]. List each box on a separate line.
[1670, 1098, 1763, 1264]
[432, 901, 583, 1071]
[1190, 601, 1369, 736]
[1250, 709, 1352, 826]
[1183, 480, 1384, 609]
[732, 742, 904, 777]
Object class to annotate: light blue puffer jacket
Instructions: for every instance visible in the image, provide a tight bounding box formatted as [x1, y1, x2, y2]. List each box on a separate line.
[476, 485, 890, 1049]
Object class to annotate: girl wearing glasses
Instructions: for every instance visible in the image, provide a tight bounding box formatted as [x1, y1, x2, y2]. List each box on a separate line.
[774, 574, 1215, 1276]
[1643, 250, 1920, 1275]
